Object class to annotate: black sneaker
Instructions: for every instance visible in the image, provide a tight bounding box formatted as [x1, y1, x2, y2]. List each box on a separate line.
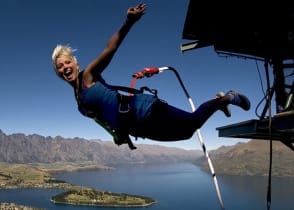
[216, 91, 231, 117]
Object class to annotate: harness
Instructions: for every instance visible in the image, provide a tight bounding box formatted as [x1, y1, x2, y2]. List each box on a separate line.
[77, 69, 159, 150]
[114, 85, 158, 150]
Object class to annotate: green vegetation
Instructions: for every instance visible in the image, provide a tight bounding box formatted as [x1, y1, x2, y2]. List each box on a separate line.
[0, 163, 72, 189]
[51, 187, 156, 207]
[0, 163, 156, 208]
[0, 203, 45, 210]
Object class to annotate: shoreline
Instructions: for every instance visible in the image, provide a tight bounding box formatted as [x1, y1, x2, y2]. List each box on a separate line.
[0, 202, 45, 210]
[50, 198, 156, 208]
[50, 186, 156, 208]
[0, 163, 156, 208]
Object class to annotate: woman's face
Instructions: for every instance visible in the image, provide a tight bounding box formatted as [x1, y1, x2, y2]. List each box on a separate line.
[55, 56, 79, 84]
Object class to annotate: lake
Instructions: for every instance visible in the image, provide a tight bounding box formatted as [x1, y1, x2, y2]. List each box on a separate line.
[0, 163, 294, 210]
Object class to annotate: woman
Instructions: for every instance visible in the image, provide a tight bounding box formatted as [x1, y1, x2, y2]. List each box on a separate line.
[52, 3, 250, 149]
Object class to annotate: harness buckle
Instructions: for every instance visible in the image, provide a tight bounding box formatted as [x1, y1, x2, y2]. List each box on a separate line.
[119, 103, 130, 113]
[118, 94, 130, 113]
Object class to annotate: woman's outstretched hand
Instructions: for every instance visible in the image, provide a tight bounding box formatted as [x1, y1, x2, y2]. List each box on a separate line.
[127, 3, 146, 22]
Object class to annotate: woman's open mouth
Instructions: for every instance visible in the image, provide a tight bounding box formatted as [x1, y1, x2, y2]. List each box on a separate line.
[64, 69, 73, 80]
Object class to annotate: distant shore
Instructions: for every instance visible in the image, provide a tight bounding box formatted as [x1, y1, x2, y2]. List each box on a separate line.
[0, 202, 45, 210]
[0, 163, 156, 209]
[0, 162, 113, 189]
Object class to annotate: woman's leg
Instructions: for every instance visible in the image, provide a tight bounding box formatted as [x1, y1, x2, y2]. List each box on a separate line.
[191, 90, 251, 129]
[136, 96, 227, 141]
[133, 90, 250, 141]
[191, 96, 228, 129]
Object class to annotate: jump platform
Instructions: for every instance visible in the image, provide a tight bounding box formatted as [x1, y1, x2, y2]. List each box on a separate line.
[216, 110, 294, 143]
[181, 0, 294, 149]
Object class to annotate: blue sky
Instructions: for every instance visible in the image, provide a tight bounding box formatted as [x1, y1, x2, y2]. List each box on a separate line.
[0, 0, 271, 150]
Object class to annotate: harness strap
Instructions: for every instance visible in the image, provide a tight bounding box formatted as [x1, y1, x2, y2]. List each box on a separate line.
[110, 85, 143, 95]
[116, 94, 137, 150]
[93, 115, 136, 150]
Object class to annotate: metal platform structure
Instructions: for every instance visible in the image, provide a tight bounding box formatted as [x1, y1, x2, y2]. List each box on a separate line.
[181, 0, 294, 149]
[216, 110, 294, 149]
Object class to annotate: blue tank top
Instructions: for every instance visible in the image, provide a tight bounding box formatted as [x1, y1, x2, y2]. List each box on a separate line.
[78, 71, 119, 130]
[77, 71, 160, 136]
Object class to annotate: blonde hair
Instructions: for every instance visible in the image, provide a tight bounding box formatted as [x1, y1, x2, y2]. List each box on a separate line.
[52, 44, 77, 70]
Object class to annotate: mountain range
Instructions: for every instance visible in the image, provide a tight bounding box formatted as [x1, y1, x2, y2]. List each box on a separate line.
[1, 129, 294, 176]
[0, 129, 200, 165]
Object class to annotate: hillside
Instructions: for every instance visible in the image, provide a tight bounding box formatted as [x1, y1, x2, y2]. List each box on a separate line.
[196, 140, 294, 176]
[0, 129, 200, 165]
